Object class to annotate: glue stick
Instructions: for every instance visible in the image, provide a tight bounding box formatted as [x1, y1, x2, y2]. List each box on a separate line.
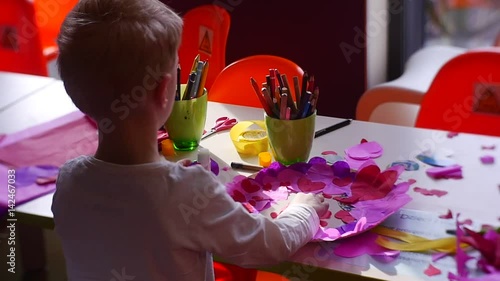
[197, 147, 211, 172]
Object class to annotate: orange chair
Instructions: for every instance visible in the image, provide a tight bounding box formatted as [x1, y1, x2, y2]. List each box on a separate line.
[209, 55, 304, 107]
[179, 4, 230, 91]
[415, 48, 500, 136]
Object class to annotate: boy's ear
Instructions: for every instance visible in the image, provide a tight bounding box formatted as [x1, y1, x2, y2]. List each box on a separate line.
[155, 74, 172, 108]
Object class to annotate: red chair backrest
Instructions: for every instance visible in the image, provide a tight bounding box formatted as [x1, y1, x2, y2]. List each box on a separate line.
[209, 55, 304, 108]
[178, 5, 230, 91]
[0, 0, 47, 76]
[416, 48, 500, 136]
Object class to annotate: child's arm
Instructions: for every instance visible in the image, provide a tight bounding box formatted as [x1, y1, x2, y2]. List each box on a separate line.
[168, 166, 323, 267]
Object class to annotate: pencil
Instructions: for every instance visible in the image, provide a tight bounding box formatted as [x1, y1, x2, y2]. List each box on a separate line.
[314, 119, 352, 138]
[281, 75, 297, 114]
[231, 162, 263, 172]
[250, 77, 274, 116]
[280, 93, 288, 120]
[176, 64, 181, 100]
[197, 60, 209, 97]
[292, 76, 301, 109]
[191, 54, 200, 72]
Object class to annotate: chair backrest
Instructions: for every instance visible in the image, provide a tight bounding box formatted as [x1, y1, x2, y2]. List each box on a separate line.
[209, 55, 304, 107]
[178, 5, 230, 91]
[0, 0, 48, 76]
[415, 48, 500, 136]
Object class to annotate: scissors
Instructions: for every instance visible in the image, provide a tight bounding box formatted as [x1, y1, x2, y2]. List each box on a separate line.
[201, 117, 238, 140]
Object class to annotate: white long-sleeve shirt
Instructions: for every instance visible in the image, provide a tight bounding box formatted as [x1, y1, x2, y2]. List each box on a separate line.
[52, 155, 319, 281]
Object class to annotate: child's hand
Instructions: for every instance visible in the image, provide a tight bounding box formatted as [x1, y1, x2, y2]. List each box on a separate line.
[290, 193, 329, 218]
[178, 159, 193, 167]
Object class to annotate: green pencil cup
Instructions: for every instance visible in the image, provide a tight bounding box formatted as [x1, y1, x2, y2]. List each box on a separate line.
[265, 112, 316, 165]
[165, 84, 207, 151]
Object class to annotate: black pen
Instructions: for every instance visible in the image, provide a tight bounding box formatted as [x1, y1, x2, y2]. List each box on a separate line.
[231, 162, 263, 172]
[314, 119, 352, 138]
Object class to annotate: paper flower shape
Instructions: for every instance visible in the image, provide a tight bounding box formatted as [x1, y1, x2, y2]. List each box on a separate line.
[344, 141, 383, 170]
[226, 157, 412, 242]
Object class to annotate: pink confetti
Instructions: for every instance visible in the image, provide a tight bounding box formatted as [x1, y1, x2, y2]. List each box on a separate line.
[408, 178, 417, 185]
[447, 132, 459, 138]
[321, 150, 337, 155]
[413, 187, 448, 197]
[459, 218, 473, 226]
[270, 212, 278, 219]
[439, 209, 453, 219]
[222, 166, 230, 171]
[481, 144, 496, 150]
[320, 220, 328, 227]
[424, 264, 442, 276]
[480, 155, 495, 165]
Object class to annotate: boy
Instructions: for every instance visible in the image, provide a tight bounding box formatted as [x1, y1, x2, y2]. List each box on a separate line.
[51, 0, 329, 280]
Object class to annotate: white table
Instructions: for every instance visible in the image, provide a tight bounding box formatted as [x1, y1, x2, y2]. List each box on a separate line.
[1, 74, 499, 281]
[0, 71, 57, 113]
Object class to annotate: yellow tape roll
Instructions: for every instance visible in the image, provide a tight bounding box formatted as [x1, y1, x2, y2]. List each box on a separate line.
[229, 120, 268, 155]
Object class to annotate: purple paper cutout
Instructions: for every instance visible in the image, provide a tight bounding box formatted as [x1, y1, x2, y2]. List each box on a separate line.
[308, 156, 327, 165]
[333, 231, 400, 259]
[480, 155, 495, 165]
[0, 164, 57, 217]
[332, 161, 351, 178]
[210, 159, 220, 175]
[15, 165, 59, 187]
[426, 165, 463, 179]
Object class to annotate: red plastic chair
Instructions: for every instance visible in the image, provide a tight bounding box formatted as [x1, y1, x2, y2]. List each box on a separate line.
[0, 0, 48, 76]
[0, 0, 77, 76]
[209, 55, 304, 108]
[179, 4, 230, 91]
[415, 48, 500, 136]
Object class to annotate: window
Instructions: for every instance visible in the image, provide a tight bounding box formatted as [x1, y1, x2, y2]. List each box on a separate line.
[424, 0, 500, 47]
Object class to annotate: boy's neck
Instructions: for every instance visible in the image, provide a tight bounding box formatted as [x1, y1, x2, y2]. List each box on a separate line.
[94, 121, 162, 165]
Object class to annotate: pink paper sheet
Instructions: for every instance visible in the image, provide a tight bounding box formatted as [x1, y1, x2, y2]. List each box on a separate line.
[0, 111, 98, 167]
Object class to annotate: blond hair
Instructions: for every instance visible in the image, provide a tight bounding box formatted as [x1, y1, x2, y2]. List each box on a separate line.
[57, 0, 183, 119]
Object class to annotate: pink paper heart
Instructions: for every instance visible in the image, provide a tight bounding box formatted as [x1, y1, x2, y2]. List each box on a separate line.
[334, 210, 356, 224]
[241, 179, 261, 193]
[338, 165, 398, 204]
[297, 177, 326, 192]
[232, 190, 246, 202]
